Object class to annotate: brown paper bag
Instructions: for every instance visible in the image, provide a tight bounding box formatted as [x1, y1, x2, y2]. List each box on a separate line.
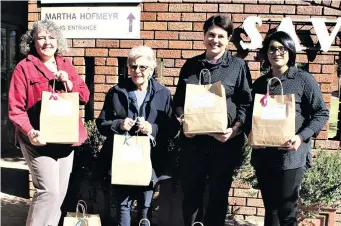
[112, 134, 152, 186]
[39, 88, 79, 144]
[183, 69, 228, 135]
[249, 77, 295, 147]
[63, 200, 102, 226]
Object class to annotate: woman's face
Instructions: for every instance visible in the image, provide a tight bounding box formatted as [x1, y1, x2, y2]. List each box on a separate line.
[34, 30, 57, 61]
[203, 25, 230, 59]
[128, 57, 153, 88]
[267, 40, 289, 69]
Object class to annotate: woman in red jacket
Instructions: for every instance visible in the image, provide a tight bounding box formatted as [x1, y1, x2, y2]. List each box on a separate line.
[8, 20, 90, 226]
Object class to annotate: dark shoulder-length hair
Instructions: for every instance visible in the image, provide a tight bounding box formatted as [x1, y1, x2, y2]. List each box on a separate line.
[203, 14, 234, 37]
[261, 31, 296, 67]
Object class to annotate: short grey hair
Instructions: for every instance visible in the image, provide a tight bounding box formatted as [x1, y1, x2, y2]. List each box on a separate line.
[20, 19, 68, 56]
[127, 46, 156, 69]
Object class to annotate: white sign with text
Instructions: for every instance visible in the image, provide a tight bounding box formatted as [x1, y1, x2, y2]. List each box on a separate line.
[41, 7, 141, 39]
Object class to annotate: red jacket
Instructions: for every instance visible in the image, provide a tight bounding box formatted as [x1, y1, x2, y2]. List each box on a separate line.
[8, 54, 90, 146]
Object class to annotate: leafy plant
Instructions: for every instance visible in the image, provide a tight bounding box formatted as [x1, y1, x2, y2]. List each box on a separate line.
[300, 150, 341, 210]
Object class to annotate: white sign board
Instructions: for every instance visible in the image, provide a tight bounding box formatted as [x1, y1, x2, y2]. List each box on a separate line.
[41, 0, 141, 3]
[41, 7, 141, 39]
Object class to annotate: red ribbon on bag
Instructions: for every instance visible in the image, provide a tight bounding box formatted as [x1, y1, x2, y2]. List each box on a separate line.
[260, 92, 269, 107]
[49, 93, 58, 100]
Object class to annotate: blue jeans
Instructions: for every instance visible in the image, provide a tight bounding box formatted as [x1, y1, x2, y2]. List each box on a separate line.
[114, 184, 153, 226]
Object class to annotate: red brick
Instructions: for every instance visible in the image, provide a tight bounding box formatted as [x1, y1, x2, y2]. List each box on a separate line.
[168, 22, 192, 31]
[322, 65, 335, 74]
[120, 40, 143, 48]
[169, 41, 192, 49]
[144, 3, 168, 12]
[245, 5, 270, 13]
[257, 207, 265, 216]
[321, 83, 332, 92]
[73, 57, 85, 65]
[94, 75, 105, 83]
[228, 197, 247, 206]
[193, 41, 205, 50]
[73, 40, 95, 48]
[141, 12, 156, 21]
[251, 71, 260, 80]
[247, 198, 264, 207]
[86, 48, 108, 57]
[64, 48, 84, 56]
[231, 182, 252, 189]
[163, 68, 181, 77]
[94, 101, 104, 110]
[193, 22, 204, 31]
[207, 0, 232, 2]
[144, 22, 167, 30]
[163, 59, 175, 67]
[182, 50, 203, 58]
[75, 66, 85, 74]
[106, 75, 119, 84]
[174, 77, 179, 85]
[168, 87, 176, 95]
[95, 66, 116, 75]
[94, 110, 101, 118]
[96, 40, 119, 48]
[157, 13, 181, 21]
[232, 0, 257, 3]
[219, 4, 244, 13]
[232, 14, 257, 23]
[106, 58, 118, 66]
[324, 7, 341, 16]
[28, 13, 39, 21]
[157, 50, 181, 58]
[94, 93, 105, 101]
[313, 55, 334, 64]
[309, 64, 321, 73]
[144, 40, 168, 49]
[234, 188, 258, 198]
[316, 131, 328, 139]
[313, 74, 334, 83]
[141, 31, 154, 39]
[314, 140, 340, 150]
[109, 49, 130, 57]
[94, 84, 112, 93]
[161, 77, 175, 86]
[181, 13, 206, 21]
[169, 4, 193, 12]
[175, 59, 186, 67]
[247, 62, 260, 71]
[322, 93, 331, 102]
[28, 4, 40, 12]
[270, 5, 295, 14]
[179, 32, 203, 40]
[245, 216, 265, 223]
[194, 4, 218, 12]
[296, 54, 308, 63]
[95, 58, 106, 66]
[232, 206, 257, 215]
[155, 31, 179, 40]
[297, 6, 323, 15]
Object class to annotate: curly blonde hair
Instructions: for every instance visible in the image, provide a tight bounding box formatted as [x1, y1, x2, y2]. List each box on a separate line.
[20, 19, 68, 56]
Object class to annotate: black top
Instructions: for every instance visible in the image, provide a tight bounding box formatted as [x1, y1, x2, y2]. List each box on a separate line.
[173, 50, 252, 150]
[247, 66, 329, 170]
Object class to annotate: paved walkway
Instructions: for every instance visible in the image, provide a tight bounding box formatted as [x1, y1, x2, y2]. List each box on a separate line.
[1, 192, 30, 226]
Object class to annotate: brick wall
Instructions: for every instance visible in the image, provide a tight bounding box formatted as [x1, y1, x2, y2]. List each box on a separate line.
[27, 0, 341, 222]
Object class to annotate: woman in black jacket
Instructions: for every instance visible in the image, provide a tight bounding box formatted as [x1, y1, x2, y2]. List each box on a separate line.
[173, 14, 252, 226]
[247, 31, 329, 226]
[96, 45, 177, 226]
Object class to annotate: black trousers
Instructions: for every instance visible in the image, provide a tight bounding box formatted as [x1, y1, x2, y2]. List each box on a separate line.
[255, 167, 305, 226]
[180, 148, 238, 226]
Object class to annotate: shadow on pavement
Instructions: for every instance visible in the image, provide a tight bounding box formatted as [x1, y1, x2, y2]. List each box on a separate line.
[1, 167, 29, 199]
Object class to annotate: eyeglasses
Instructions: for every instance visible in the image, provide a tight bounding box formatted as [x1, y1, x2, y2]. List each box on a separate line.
[268, 46, 288, 54]
[129, 65, 149, 72]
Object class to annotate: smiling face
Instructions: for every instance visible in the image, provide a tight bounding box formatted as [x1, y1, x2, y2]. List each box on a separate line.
[203, 25, 230, 60]
[128, 57, 153, 89]
[267, 40, 289, 70]
[34, 30, 57, 62]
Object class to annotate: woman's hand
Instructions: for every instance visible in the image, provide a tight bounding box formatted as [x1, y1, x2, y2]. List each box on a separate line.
[120, 118, 135, 131]
[209, 127, 239, 143]
[27, 129, 46, 146]
[137, 120, 152, 135]
[56, 70, 73, 91]
[279, 135, 303, 151]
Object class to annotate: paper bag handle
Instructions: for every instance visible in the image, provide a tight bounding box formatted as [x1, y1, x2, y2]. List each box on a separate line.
[75, 202, 86, 219]
[139, 218, 151, 226]
[198, 69, 211, 85]
[52, 77, 68, 93]
[192, 222, 204, 226]
[261, 77, 284, 105]
[266, 77, 284, 96]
